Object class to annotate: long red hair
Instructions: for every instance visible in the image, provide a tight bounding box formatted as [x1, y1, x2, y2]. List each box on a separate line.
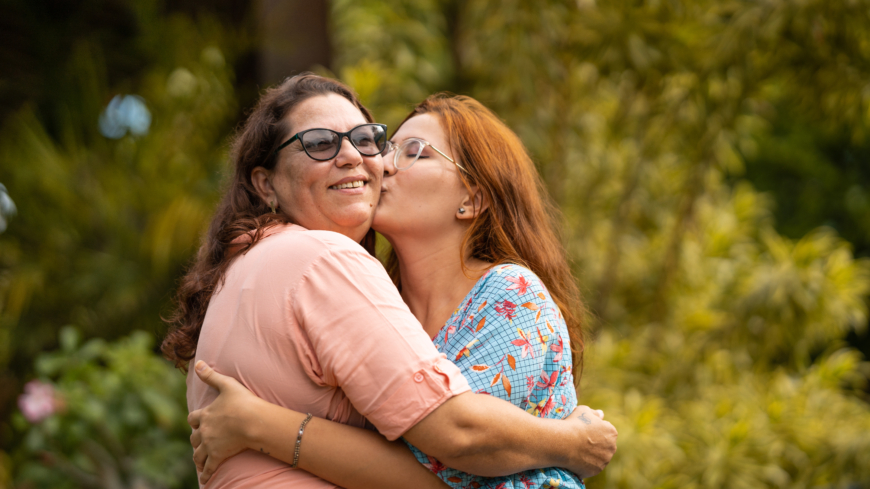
[387, 94, 587, 382]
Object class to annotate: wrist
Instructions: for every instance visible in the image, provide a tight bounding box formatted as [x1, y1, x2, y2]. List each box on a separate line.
[549, 417, 582, 470]
[242, 396, 274, 451]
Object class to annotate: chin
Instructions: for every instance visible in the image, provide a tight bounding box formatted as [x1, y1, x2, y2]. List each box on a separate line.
[331, 208, 374, 231]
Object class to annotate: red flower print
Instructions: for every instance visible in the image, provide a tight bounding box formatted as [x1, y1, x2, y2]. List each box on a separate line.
[423, 455, 447, 474]
[551, 336, 564, 362]
[444, 324, 456, 342]
[520, 474, 534, 489]
[506, 275, 532, 295]
[540, 395, 556, 417]
[525, 375, 536, 397]
[510, 329, 535, 358]
[494, 300, 517, 321]
[536, 371, 558, 392]
[536, 326, 549, 356]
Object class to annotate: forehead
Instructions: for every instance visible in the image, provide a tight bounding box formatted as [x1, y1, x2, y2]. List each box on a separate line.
[286, 93, 368, 134]
[393, 114, 447, 147]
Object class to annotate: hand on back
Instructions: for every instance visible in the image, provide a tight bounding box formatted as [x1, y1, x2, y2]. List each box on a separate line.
[188, 361, 262, 485]
[566, 405, 617, 478]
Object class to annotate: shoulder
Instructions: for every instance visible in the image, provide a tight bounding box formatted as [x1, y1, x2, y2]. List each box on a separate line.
[238, 225, 384, 289]
[476, 264, 551, 301]
[470, 264, 564, 335]
[259, 225, 363, 251]
[256, 225, 376, 263]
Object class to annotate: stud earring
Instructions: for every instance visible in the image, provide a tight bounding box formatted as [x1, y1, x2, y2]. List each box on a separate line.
[458, 207, 466, 214]
[270, 201, 277, 214]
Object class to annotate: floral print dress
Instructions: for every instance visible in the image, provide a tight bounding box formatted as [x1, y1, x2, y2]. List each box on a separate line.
[406, 264, 584, 489]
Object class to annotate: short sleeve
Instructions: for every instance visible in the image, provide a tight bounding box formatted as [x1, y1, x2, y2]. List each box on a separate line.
[292, 239, 470, 440]
[452, 268, 563, 410]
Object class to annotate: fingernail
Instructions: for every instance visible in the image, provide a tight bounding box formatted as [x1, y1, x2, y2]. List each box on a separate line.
[195, 361, 206, 372]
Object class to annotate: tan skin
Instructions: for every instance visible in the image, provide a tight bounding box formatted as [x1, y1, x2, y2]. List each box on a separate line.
[189, 107, 618, 487]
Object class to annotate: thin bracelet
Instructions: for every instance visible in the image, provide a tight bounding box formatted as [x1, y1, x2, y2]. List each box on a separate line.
[290, 413, 313, 469]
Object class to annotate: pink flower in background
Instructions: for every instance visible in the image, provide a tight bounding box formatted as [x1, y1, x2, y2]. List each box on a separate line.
[18, 380, 57, 423]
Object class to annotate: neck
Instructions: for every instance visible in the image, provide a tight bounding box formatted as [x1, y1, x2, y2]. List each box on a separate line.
[387, 227, 491, 338]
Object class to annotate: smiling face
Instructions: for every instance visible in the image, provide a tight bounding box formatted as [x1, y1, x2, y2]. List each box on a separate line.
[373, 113, 469, 241]
[252, 93, 383, 241]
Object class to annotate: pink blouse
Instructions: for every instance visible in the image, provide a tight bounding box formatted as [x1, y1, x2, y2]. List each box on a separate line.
[187, 224, 470, 488]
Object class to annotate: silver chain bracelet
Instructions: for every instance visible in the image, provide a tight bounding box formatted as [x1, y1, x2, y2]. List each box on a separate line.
[290, 413, 313, 469]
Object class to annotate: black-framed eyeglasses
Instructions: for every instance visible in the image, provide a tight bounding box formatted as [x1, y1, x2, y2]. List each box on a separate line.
[381, 138, 466, 172]
[272, 123, 388, 161]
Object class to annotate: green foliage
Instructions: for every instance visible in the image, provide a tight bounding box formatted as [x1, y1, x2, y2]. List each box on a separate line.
[0, 2, 238, 385]
[0, 2, 243, 484]
[744, 111, 870, 258]
[331, 0, 870, 486]
[12, 327, 194, 488]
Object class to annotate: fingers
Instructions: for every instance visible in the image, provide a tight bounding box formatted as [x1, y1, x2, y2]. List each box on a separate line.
[194, 361, 226, 390]
[575, 405, 605, 419]
[190, 428, 202, 449]
[193, 443, 208, 473]
[200, 452, 221, 485]
[188, 409, 202, 430]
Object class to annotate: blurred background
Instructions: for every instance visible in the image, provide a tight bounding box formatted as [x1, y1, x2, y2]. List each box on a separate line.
[1, 0, 870, 487]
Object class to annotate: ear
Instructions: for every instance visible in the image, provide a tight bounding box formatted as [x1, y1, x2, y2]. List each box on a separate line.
[456, 185, 489, 220]
[250, 166, 277, 209]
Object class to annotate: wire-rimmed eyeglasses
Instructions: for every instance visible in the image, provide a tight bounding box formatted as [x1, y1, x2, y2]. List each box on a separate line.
[381, 138, 466, 172]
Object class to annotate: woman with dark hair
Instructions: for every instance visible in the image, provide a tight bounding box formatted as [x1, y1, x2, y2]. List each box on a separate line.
[183, 90, 616, 488]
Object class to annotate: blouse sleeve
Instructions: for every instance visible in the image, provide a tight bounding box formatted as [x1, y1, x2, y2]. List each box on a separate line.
[291, 238, 470, 440]
[452, 265, 573, 416]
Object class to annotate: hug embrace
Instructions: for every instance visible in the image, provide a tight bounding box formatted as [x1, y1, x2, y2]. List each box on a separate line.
[161, 74, 617, 489]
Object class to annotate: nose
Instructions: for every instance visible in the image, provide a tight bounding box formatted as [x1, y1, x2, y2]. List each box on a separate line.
[333, 134, 363, 168]
[382, 146, 398, 177]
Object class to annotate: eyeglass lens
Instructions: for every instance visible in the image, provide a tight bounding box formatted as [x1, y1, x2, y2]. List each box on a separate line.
[394, 140, 425, 169]
[302, 125, 387, 161]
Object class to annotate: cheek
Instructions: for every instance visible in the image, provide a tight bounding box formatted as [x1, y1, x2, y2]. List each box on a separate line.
[390, 171, 459, 218]
[275, 163, 320, 208]
[366, 156, 385, 179]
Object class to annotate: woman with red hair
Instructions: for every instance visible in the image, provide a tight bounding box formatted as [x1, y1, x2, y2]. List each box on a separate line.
[183, 89, 616, 488]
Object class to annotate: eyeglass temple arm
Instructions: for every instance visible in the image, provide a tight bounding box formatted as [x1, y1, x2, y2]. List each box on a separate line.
[272, 134, 300, 157]
[429, 144, 468, 172]
[430, 145, 454, 163]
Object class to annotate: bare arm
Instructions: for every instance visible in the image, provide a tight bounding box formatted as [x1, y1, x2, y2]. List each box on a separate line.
[190, 362, 447, 489]
[190, 362, 616, 484]
[403, 390, 616, 477]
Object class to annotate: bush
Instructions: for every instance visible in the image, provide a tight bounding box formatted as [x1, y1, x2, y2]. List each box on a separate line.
[11, 327, 194, 489]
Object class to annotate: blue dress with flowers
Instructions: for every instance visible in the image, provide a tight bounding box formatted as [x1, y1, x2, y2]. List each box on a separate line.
[406, 264, 584, 489]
